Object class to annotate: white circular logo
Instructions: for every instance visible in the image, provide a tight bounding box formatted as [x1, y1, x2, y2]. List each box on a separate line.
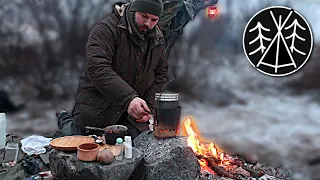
[243, 6, 313, 77]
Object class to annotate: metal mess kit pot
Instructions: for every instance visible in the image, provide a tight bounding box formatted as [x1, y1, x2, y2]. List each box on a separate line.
[153, 92, 181, 138]
[85, 125, 128, 145]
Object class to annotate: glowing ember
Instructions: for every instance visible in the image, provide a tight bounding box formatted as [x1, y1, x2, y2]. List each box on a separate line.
[183, 117, 231, 172]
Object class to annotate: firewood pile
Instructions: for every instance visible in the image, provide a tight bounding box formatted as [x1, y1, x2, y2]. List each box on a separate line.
[198, 154, 292, 180]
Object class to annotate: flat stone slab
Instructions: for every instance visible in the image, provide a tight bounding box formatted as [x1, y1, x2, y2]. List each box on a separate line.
[49, 148, 143, 180]
[131, 131, 200, 180]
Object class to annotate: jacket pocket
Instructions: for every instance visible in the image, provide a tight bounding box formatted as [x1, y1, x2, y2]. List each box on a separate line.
[76, 91, 110, 112]
[74, 92, 111, 127]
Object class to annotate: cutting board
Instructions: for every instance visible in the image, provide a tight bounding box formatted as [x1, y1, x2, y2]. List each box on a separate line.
[50, 136, 122, 156]
[50, 136, 95, 151]
[99, 144, 122, 156]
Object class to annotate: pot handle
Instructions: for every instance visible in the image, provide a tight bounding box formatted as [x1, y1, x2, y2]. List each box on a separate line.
[85, 126, 104, 132]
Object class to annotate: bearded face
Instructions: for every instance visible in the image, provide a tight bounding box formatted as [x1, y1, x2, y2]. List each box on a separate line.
[134, 12, 159, 34]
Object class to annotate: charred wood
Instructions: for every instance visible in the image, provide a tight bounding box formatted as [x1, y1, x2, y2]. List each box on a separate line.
[230, 159, 264, 178]
[196, 155, 240, 179]
[196, 154, 221, 164]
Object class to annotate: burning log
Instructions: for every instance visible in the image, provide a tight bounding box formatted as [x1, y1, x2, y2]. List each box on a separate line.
[196, 154, 220, 165]
[197, 154, 261, 179]
[198, 155, 237, 179]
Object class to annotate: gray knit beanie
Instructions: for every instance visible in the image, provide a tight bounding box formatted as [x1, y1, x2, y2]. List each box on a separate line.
[130, 0, 163, 17]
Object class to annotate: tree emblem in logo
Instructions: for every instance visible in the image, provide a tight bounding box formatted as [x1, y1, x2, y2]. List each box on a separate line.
[243, 6, 313, 76]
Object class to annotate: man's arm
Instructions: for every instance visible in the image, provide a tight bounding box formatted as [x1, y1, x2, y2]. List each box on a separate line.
[86, 22, 138, 110]
[142, 48, 169, 113]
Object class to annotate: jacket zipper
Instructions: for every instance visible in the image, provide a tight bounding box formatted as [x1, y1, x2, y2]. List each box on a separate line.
[134, 37, 161, 89]
[133, 38, 144, 89]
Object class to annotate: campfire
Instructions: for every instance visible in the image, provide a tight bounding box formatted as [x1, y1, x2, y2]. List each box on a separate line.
[182, 117, 291, 180]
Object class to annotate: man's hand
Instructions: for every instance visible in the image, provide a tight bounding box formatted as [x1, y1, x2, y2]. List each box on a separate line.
[127, 97, 151, 120]
[136, 114, 152, 123]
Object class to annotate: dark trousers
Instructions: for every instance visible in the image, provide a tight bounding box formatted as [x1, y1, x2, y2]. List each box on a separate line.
[58, 112, 141, 140]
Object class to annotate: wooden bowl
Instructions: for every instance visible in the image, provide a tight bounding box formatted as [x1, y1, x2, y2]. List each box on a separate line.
[77, 143, 99, 162]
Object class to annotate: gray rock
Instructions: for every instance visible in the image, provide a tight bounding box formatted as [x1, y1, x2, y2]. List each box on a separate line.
[49, 148, 143, 180]
[309, 164, 320, 180]
[131, 131, 200, 180]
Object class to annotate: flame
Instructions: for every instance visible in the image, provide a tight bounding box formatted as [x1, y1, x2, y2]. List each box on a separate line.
[210, 142, 217, 157]
[183, 117, 231, 170]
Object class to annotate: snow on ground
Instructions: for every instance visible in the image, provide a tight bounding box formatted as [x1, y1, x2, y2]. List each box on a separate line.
[5, 100, 74, 138]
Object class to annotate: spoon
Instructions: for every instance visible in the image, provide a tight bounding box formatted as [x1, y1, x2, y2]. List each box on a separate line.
[90, 135, 104, 144]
